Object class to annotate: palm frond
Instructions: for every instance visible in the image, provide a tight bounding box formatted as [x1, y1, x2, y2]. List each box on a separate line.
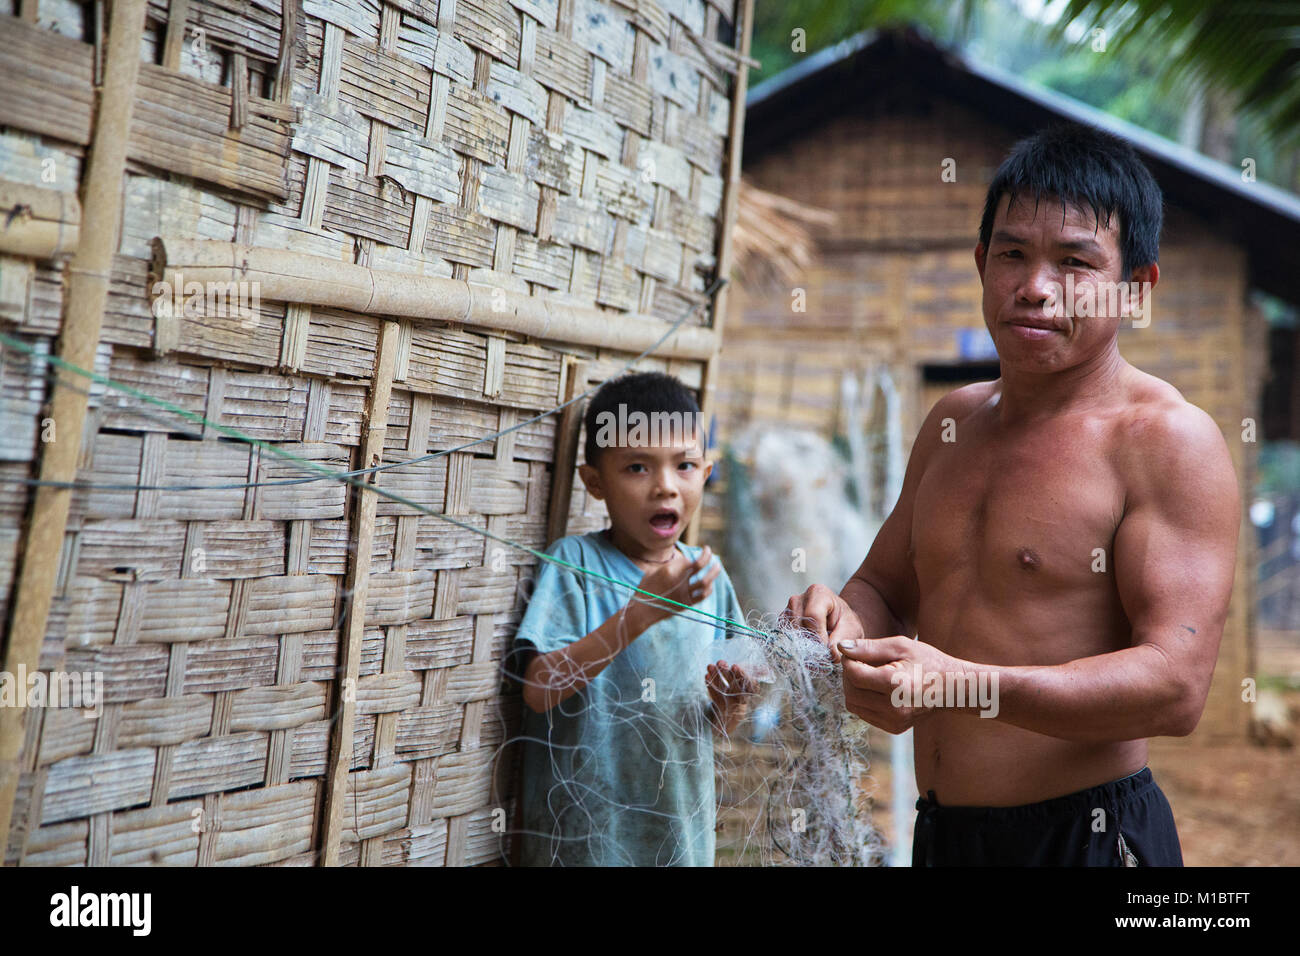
[1054, 0, 1300, 147]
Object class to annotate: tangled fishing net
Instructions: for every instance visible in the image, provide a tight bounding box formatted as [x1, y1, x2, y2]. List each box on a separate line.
[497, 600, 883, 867]
[712, 614, 882, 867]
[495, 407, 899, 867]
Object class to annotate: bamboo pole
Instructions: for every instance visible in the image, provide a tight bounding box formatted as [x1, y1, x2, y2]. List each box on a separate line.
[150, 238, 719, 361]
[687, 0, 754, 548]
[0, 181, 81, 259]
[546, 357, 590, 548]
[160, 0, 191, 71]
[319, 320, 401, 866]
[274, 0, 300, 104]
[0, 0, 149, 859]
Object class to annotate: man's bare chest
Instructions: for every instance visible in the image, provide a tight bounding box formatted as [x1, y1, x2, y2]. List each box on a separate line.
[910, 424, 1124, 597]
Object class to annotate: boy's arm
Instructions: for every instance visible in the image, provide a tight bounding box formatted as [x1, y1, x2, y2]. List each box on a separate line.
[705, 571, 755, 734]
[521, 600, 654, 713]
[522, 545, 720, 714]
[704, 701, 736, 736]
[705, 662, 755, 736]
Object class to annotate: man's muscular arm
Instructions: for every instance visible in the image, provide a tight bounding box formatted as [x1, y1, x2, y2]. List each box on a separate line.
[988, 402, 1239, 739]
[843, 401, 1240, 741]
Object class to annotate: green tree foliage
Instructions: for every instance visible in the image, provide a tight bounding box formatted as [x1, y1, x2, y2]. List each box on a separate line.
[1052, 0, 1300, 150]
[749, 0, 1299, 191]
[751, 0, 969, 83]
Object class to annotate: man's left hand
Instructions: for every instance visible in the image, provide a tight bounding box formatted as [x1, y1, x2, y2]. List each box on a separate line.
[837, 636, 971, 734]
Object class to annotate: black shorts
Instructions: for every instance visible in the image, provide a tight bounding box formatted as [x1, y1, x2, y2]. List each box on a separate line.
[912, 767, 1183, 867]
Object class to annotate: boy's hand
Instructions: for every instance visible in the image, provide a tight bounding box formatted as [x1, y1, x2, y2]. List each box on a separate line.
[706, 661, 757, 735]
[628, 545, 721, 633]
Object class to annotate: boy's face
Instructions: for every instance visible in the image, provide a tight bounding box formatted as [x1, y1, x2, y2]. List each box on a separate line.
[578, 427, 712, 555]
[974, 192, 1157, 374]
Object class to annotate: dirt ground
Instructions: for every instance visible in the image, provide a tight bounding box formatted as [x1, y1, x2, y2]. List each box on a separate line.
[1146, 738, 1299, 866]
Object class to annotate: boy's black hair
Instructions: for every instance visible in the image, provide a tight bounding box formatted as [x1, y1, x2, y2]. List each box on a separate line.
[583, 371, 701, 468]
[978, 122, 1163, 281]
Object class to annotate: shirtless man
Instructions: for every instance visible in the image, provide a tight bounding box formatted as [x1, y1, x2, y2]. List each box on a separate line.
[786, 123, 1239, 866]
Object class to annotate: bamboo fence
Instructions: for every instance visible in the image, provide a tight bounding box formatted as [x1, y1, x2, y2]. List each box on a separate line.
[0, 0, 754, 866]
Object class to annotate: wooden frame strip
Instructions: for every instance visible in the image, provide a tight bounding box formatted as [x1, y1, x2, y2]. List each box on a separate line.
[686, 0, 754, 547]
[152, 239, 718, 360]
[319, 319, 401, 865]
[0, 0, 149, 859]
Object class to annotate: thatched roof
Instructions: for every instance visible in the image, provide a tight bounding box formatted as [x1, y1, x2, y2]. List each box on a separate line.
[731, 178, 835, 293]
[745, 27, 1300, 305]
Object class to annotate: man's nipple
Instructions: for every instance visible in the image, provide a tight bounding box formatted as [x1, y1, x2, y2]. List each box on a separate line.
[1016, 547, 1041, 570]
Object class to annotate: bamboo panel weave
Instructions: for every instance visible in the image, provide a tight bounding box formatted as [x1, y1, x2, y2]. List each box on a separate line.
[1, 0, 745, 866]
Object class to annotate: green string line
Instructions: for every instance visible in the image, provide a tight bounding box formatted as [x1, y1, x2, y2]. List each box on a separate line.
[0, 329, 768, 639]
[1, 276, 726, 495]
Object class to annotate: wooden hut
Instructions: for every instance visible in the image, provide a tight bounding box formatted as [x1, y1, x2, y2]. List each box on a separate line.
[0, 0, 755, 866]
[708, 28, 1300, 742]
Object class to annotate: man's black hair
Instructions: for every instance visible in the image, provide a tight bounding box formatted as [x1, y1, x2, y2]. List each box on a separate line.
[583, 371, 702, 468]
[978, 122, 1163, 280]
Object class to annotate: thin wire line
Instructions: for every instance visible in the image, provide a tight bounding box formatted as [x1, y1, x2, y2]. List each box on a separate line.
[0, 277, 725, 494]
[360, 276, 726, 476]
[0, 324, 768, 640]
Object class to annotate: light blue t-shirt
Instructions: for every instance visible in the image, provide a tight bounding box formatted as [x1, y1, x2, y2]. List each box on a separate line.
[512, 529, 746, 866]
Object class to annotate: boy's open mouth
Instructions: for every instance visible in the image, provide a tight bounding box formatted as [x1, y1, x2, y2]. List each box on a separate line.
[648, 509, 679, 536]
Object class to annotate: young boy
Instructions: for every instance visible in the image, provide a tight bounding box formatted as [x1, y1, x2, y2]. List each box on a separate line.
[512, 371, 756, 866]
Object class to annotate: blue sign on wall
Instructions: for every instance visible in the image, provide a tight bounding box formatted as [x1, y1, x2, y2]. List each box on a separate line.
[957, 327, 998, 360]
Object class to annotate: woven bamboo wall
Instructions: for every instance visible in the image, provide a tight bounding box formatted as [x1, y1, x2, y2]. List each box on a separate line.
[1, 0, 752, 865]
[704, 97, 1263, 742]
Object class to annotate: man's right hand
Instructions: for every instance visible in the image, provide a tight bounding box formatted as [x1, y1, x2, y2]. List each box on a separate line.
[784, 583, 866, 662]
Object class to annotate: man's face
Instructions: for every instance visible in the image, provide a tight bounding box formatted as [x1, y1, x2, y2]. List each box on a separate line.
[579, 429, 711, 552]
[975, 193, 1154, 374]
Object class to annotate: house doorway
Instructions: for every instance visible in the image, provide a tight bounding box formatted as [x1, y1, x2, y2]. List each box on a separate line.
[919, 361, 1001, 417]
